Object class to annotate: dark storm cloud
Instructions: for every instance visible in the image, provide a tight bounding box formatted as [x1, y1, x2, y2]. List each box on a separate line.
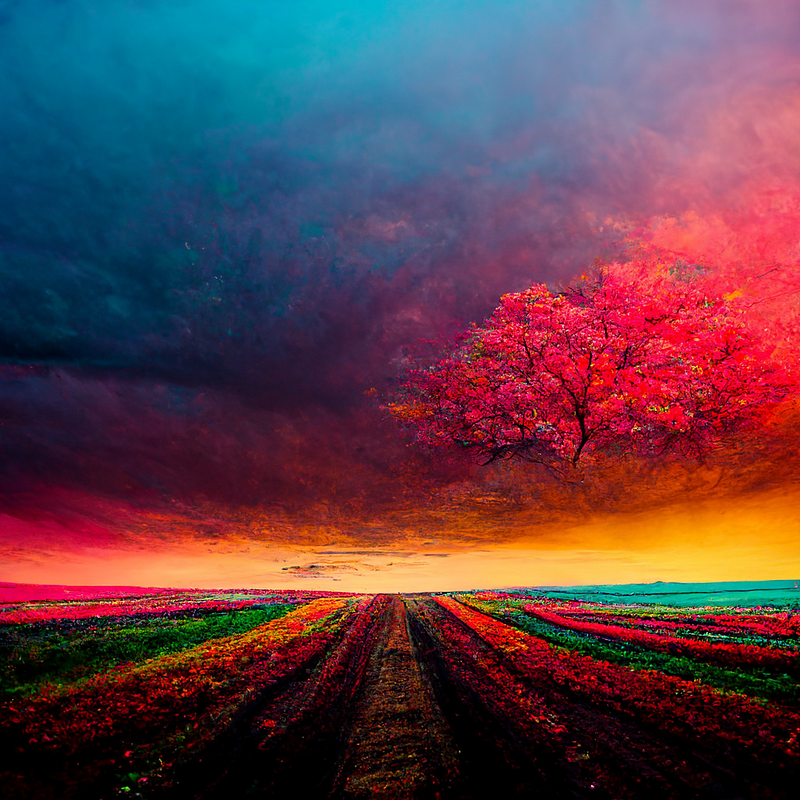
[2, 0, 800, 513]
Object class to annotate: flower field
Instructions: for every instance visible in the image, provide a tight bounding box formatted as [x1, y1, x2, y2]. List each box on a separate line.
[1, 585, 799, 798]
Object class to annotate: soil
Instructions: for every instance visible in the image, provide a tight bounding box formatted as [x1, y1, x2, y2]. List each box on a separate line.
[331, 595, 459, 799]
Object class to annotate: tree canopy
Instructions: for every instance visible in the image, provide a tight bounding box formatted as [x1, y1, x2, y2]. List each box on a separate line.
[387, 268, 794, 469]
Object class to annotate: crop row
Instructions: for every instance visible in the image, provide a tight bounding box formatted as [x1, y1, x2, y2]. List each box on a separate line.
[522, 604, 799, 670]
[469, 593, 800, 669]
[493, 591, 800, 638]
[540, 603, 800, 642]
[0, 596, 369, 798]
[465, 593, 800, 702]
[437, 596, 800, 771]
[149, 594, 392, 798]
[408, 597, 784, 798]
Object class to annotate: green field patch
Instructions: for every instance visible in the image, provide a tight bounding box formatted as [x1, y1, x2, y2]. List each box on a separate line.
[0, 603, 297, 699]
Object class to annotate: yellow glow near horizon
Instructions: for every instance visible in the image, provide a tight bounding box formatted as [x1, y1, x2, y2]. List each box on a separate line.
[2, 483, 799, 592]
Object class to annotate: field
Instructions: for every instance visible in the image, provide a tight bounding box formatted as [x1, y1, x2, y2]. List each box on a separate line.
[1, 584, 799, 798]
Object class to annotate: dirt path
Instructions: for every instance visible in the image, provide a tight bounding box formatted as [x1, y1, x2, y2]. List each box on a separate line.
[332, 596, 459, 799]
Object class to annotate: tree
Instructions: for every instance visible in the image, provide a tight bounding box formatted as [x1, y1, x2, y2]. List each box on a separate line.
[387, 268, 794, 470]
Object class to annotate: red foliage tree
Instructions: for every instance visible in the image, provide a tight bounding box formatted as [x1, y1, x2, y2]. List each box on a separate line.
[388, 267, 794, 469]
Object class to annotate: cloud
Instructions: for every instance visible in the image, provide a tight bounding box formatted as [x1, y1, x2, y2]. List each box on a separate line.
[281, 563, 357, 579]
[2, 1, 800, 556]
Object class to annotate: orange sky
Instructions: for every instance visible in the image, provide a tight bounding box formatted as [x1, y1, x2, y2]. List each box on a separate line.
[3, 482, 798, 592]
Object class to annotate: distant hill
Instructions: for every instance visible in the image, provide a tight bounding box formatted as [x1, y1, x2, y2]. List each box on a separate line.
[513, 579, 800, 607]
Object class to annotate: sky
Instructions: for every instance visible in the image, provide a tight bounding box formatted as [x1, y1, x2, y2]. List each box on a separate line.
[2, 0, 800, 591]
